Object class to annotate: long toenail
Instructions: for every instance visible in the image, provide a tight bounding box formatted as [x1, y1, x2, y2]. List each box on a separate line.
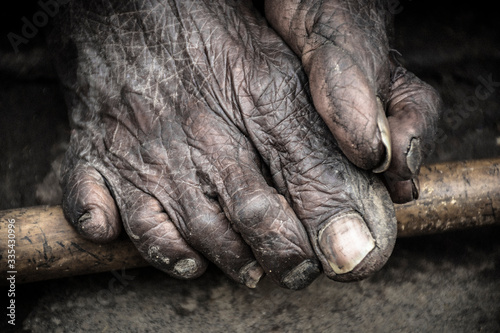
[411, 177, 420, 200]
[406, 138, 422, 175]
[318, 213, 375, 274]
[373, 97, 392, 174]
[239, 261, 264, 288]
[174, 259, 198, 277]
[282, 260, 321, 290]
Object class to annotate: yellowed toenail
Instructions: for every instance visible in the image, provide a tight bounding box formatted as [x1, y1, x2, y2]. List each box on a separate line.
[318, 213, 375, 274]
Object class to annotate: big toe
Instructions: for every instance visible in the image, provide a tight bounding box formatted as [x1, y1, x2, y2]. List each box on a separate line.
[306, 45, 388, 171]
[314, 172, 397, 281]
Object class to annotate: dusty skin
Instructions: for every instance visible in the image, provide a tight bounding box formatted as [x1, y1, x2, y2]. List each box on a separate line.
[49, 0, 440, 289]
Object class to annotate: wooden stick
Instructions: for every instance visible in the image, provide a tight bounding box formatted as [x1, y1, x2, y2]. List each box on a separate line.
[1, 158, 499, 284]
[0, 206, 148, 284]
[395, 158, 500, 236]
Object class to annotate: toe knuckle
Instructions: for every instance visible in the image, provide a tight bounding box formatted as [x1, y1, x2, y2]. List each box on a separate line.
[233, 192, 273, 226]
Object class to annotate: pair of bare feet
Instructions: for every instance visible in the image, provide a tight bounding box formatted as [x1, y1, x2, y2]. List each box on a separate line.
[49, 0, 440, 289]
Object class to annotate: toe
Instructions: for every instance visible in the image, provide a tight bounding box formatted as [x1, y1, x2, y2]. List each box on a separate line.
[305, 45, 386, 171]
[383, 175, 420, 204]
[188, 120, 320, 289]
[312, 173, 397, 281]
[160, 183, 265, 288]
[240, 46, 397, 282]
[384, 68, 441, 201]
[222, 180, 321, 289]
[264, 0, 392, 172]
[61, 163, 121, 243]
[226, 186, 321, 289]
[115, 185, 209, 280]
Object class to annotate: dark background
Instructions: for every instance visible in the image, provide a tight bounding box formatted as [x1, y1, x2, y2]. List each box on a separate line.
[1, 0, 499, 332]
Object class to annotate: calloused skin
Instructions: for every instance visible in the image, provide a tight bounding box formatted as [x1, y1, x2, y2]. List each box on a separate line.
[49, 0, 440, 289]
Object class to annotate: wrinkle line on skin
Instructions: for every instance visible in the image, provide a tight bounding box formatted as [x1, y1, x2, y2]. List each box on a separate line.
[173, 3, 228, 104]
[133, 4, 200, 108]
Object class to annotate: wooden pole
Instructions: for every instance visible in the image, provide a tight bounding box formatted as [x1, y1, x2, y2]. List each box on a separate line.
[0, 206, 148, 284]
[1, 158, 499, 284]
[395, 158, 500, 236]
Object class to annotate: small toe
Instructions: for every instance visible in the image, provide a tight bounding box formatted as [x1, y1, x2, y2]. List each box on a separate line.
[383, 175, 420, 204]
[116, 185, 208, 280]
[386, 68, 441, 181]
[197, 143, 320, 289]
[61, 163, 121, 243]
[160, 183, 265, 288]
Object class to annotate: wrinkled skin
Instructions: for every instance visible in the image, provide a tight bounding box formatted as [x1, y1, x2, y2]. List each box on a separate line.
[49, 0, 440, 289]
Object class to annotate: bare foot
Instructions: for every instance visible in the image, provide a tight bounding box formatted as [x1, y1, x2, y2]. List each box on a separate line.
[265, 0, 441, 203]
[49, 0, 439, 289]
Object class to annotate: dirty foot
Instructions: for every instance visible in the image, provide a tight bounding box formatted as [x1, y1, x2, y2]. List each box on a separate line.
[49, 0, 439, 289]
[265, 0, 441, 203]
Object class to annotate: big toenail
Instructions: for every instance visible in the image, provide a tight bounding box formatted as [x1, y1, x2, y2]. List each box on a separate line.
[318, 213, 375, 274]
[282, 260, 321, 290]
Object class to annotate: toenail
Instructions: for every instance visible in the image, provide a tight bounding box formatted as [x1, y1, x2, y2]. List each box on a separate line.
[282, 260, 321, 290]
[411, 178, 420, 200]
[78, 211, 92, 225]
[318, 213, 375, 275]
[406, 138, 422, 175]
[239, 261, 264, 289]
[174, 258, 198, 277]
[76, 209, 111, 241]
[373, 97, 392, 174]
